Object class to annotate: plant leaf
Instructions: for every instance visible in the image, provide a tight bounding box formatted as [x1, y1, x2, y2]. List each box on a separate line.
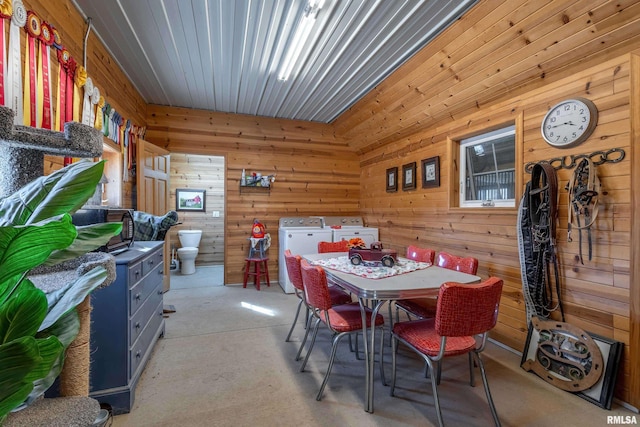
[0, 337, 40, 419]
[44, 222, 123, 266]
[0, 160, 104, 227]
[40, 266, 107, 331]
[0, 283, 47, 344]
[27, 310, 80, 405]
[0, 215, 77, 285]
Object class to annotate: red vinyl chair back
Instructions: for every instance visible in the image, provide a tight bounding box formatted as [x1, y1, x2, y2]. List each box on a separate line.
[406, 245, 435, 263]
[284, 249, 304, 291]
[435, 277, 503, 337]
[300, 259, 333, 311]
[436, 251, 478, 275]
[317, 240, 349, 253]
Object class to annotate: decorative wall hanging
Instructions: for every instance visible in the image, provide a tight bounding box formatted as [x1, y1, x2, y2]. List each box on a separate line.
[402, 162, 416, 191]
[567, 158, 601, 264]
[521, 316, 623, 410]
[386, 167, 398, 192]
[6, 0, 26, 124]
[176, 189, 206, 212]
[421, 156, 440, 188]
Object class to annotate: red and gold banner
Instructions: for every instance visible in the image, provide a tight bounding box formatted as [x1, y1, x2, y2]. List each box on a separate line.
[23, 10, 40, 127]
[38, 21, 53, 129]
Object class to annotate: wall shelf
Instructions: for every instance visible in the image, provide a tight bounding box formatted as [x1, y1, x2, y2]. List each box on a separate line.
[240, 184, 271, 194]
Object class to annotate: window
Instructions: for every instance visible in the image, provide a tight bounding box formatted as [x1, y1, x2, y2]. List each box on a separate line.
[459, 125, 515, 208]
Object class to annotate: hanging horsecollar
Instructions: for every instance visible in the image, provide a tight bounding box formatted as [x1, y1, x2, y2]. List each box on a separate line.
[525, 148, 625, 174]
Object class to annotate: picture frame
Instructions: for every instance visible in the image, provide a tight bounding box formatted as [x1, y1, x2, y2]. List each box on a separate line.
[521, 320, 623, 410]
[386, 167, 398, 193]
[402, 162, 417, 191]
[176, 188, 206, 212]
[421, 156, 440, 188]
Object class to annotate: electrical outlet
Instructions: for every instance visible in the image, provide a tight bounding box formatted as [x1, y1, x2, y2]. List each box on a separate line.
[212, 211, 220, 217]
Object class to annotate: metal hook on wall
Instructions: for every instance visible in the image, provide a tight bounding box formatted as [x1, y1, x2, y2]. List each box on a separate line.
[83, 17, 93, 70]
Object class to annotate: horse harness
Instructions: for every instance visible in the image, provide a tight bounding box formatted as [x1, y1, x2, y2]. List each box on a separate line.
[567, 158, 600, 264]
[519, 162, 564, 321]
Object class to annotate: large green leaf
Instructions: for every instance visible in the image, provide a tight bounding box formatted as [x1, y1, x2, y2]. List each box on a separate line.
[40, 266, 107, 331]
[0, 215, 77, 285]
[44, 222, 123, 266]
[0, 160, 104, 227]
[0, 337, 40, 419]
[0, 283, 47, 344]
[27, 310, 80, 405]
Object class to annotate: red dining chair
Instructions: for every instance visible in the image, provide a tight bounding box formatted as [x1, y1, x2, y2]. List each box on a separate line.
[391, 277, 503, 427]
[284, 250, 352, 361]
[395, 251, 478, 322]
[299, 259, 386, 401]
[317, 240, 349, 253]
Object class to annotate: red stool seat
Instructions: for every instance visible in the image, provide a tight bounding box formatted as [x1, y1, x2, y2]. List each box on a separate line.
[243, 258, 270, 290]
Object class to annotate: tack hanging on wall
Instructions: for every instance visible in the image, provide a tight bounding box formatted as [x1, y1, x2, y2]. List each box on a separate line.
[524, 148, 625, 173]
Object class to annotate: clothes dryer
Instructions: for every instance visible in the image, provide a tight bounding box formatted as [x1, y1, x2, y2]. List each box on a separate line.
[278, 217, 332, 294]
[323, 216, 379, 247]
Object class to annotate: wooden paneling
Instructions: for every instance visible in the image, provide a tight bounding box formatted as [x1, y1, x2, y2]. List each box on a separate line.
[341, 0, 640, 405]
[145, 106, 360, 285]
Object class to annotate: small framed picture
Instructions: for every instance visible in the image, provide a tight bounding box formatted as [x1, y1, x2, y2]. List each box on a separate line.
[386, 167, 398, 192]
[421, 156, 440, 188]
[176, 188, 206, 212]
[402, 162, 417, 191]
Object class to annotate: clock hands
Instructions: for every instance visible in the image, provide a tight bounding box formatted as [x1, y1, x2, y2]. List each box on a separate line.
[551, 121, 576, 128]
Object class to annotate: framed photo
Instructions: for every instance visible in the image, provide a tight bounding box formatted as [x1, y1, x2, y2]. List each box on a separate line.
[176, 188, 206, 212]
[402, 162, 417, 191]
[386, 167, 398, 192]
[521, 319, 623, 410]
[421, 156, 440, 188]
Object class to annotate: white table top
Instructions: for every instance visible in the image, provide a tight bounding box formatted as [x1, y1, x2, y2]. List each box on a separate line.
[304, 252, 480, 300]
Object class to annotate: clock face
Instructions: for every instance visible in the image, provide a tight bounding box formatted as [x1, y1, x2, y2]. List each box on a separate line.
[541, 98, 598, 148]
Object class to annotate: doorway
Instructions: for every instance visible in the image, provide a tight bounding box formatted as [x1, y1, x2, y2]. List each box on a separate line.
[169, 153, 225, 279]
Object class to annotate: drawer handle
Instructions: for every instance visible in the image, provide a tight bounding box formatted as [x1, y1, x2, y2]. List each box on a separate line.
[135, 322, 141, 330]
[135, 271, 140, 277]
[158, 310, 163, 316]
[136, 350, 141, 359]
[149, 260, 154, 265]
[135, 293, 141, 300]
[157, 290, 163, 295]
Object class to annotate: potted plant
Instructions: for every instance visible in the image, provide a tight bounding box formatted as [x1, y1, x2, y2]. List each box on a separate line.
[0, 160, 122, 423]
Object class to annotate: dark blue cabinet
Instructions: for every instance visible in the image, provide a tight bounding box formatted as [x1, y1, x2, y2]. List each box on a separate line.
[89, 241, 165, 414]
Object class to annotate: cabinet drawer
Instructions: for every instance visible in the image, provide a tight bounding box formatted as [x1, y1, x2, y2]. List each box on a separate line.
[129, 262, 163, 315]
[128, 262, 143, 285]
[129, 285, 163, 346]
[142, 249, 164, 276]
[130, 300, 164, 379]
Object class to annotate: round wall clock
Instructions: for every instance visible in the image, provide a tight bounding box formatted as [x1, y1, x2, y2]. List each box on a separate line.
[540, 97, 598, 148]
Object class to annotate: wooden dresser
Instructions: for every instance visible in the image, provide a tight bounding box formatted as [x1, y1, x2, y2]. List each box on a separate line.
[89, 241, 165, 414]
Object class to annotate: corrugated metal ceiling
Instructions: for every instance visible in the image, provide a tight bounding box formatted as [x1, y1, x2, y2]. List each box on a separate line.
[72, 0, 477, 123]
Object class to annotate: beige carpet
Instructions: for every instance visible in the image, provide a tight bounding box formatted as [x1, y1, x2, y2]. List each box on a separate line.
[111, 265, 638, 426]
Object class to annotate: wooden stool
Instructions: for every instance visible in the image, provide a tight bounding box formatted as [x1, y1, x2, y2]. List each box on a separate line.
[243, 257, 270, 290]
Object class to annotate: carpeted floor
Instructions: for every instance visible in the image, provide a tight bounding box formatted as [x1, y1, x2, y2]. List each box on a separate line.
[111, 265, 638, 427]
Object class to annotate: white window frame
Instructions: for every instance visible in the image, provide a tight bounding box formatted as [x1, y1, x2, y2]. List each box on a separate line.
[459, 125, 516, 208]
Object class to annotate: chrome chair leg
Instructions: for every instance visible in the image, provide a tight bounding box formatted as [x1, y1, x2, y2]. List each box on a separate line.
[316, 332, 347, 400]
[300, 317, 321, 372]
[378, 326, 387, 386]
[295, 313, 315, 361]
[426, 358, 445, 427]
[468, 353, 476, 387]
[390, 335, 397, 396]
[286, 298, 304, 342]
[474, 352, 501, 427]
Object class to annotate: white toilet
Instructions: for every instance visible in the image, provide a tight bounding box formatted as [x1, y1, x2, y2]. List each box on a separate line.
[177, 230, 202, 275]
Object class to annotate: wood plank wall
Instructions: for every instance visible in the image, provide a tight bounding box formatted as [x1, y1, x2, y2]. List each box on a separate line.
[333, 0, 640, 407]
[145, 106, 361, 285]
[25, 0, 147, 199]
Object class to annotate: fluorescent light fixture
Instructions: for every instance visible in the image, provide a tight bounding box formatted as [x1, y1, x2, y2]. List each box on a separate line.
[278, 0, 325, 81]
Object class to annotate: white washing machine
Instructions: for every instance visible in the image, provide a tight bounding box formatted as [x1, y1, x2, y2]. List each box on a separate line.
[323, 216, 379, 247]
[278, 217, 333, 294]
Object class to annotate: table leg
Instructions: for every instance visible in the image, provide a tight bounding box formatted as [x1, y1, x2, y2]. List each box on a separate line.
[367, 300, 385, 413]
[358, 298, 371, 412]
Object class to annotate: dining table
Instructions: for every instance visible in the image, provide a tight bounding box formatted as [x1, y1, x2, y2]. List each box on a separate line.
[303, 251, 481, 413]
